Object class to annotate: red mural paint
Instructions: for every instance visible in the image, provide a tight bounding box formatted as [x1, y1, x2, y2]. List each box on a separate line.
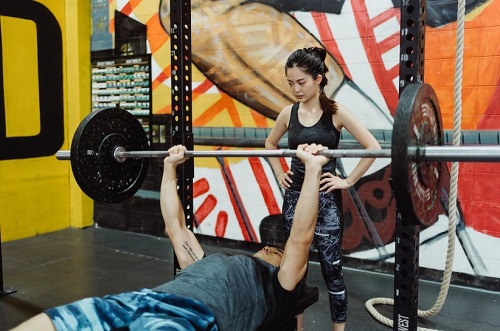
[194, 178, 210, 197]
[194, 194, 217, 227]
[342, 167, 397, 252]
[312, 12, 351, 80]
[218, 158, 258, 242]
[351, 0, 400, 113]
[248, 157, 281, 215]
[279, 158, 289, 173]
[215, 211, 228, 237]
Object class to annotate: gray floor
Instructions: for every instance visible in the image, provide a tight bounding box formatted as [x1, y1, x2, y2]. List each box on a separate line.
[1, 227, 499, 331]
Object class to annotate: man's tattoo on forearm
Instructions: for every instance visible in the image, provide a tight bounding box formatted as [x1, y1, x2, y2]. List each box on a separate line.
[182, 241, 199, 262]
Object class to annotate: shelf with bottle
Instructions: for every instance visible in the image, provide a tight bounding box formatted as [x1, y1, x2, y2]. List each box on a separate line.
[91, 55, 152, 115]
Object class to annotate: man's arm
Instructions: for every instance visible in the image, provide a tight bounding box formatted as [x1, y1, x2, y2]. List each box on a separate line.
[277, 144, 328, 291]
[9, 313, 55, 331]
[160, 145, 205, 270]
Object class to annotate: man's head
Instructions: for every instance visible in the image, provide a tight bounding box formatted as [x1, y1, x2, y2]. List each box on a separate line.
[253, 246, 284, 267]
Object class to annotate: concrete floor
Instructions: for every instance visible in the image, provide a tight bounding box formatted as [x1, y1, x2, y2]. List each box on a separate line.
[1, 227, 499, 331]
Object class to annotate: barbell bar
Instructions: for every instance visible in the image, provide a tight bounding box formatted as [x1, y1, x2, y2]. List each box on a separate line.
[55, 148, 391, 160]
[55, 146, 500, 163]
[55, 83, 500, 226]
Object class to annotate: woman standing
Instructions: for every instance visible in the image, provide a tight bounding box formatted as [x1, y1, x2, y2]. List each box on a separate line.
[265, 47, 381, 331]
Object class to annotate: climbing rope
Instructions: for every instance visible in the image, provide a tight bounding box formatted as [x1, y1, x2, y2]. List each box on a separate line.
[365, 0, 466, 329]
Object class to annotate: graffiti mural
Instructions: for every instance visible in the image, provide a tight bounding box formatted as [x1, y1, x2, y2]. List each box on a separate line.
[96, 0, 500, 283]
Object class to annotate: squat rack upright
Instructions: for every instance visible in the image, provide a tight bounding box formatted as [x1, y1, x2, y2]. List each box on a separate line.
[166, 1, 436, 330]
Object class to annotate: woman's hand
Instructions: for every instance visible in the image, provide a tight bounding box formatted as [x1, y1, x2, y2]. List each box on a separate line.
[320, 172, 352, 193]
[277, 170, 293, 188]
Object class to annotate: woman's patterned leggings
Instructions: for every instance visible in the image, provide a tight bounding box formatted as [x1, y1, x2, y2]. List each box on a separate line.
[282, 189, 347, 324]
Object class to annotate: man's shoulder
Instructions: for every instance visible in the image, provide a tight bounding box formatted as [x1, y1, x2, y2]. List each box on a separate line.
[204, 252, 231, 258]
[207, 253, 275, 269]
[202, 252, 253, 263]
[205, 252, 253, 259]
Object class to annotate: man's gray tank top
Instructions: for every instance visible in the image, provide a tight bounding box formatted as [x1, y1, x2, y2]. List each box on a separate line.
[154, 253, 302, 330]
[288, 102, 341, 191]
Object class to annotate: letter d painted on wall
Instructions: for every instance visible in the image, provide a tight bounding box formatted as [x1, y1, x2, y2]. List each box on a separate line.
[0, 0, 63, 160]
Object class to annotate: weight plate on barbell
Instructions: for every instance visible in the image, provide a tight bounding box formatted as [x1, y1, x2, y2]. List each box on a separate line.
[70, 108, 149, 203]
[392, 83, 444, 226]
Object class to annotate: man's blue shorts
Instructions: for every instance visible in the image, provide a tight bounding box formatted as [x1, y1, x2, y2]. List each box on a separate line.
[45, 288, 219, 331]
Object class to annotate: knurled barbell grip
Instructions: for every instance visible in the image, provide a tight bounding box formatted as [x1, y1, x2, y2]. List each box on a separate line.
[118, 148, 391, 159]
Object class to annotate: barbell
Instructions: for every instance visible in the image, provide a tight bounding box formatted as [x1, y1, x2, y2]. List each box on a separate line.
[55, 83, 500, 226]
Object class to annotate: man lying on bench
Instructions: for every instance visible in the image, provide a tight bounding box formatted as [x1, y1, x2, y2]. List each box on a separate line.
[11, 143, 327, 331]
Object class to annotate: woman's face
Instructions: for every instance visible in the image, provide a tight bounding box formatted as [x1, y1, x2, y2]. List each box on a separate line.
[286, 66, 322, 103]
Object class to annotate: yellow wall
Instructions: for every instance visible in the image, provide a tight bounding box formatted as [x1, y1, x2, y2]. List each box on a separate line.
[0, 0, 93, 242]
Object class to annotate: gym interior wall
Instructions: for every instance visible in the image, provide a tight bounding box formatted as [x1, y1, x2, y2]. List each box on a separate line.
[0, 0, 93, 242]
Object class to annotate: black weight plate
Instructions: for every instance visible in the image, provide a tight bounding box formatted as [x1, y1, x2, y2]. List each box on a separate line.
[70, 108, 149, 203]
[392, 83, 444, 226]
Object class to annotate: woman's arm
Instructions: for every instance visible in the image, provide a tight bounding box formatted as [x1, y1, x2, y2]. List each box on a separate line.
[265, 106, 293, 188]
[321, 103, 381, 192]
